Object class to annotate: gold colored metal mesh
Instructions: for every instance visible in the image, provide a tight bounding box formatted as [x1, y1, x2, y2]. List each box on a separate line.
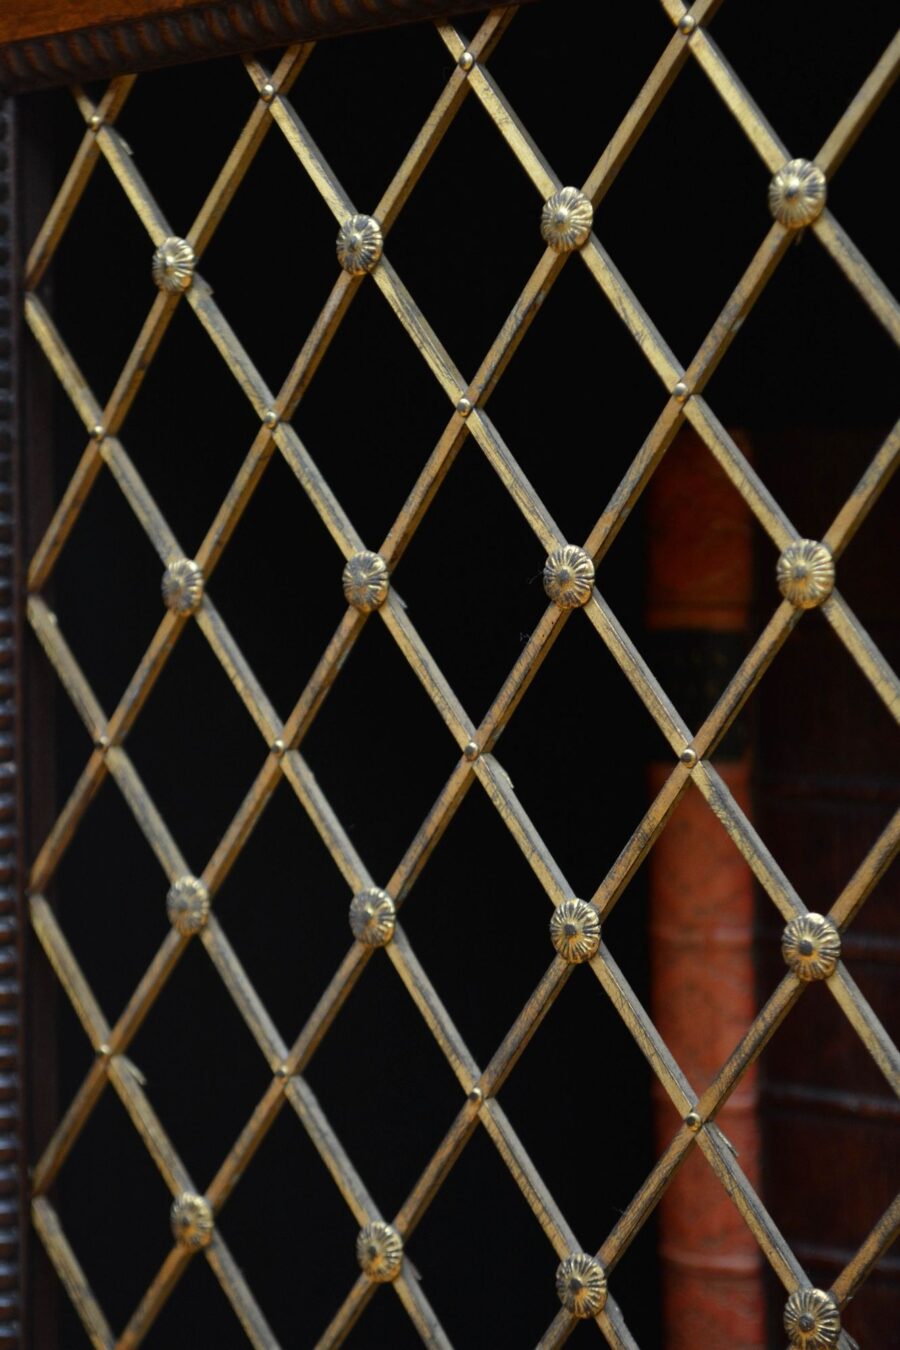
[23, 3, 900, 1346]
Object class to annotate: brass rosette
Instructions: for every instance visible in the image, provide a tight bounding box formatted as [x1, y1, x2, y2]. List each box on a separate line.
[356, 1221, 403, 1282]
[556, 1252, 607, 1318]
[783, 1287, 841, 1349]
[342, 550, 390, 613]
[776, 539, 835, 609]
[152, 235, 195, 292]
[550, 899, 601, 964]
[336, 214, 384, 274]
[782, 913, 841, 981]
[768, 159, 827, 228]
[166, 875, 210, 936]
[170, 1192, 214, 1249]
[349, 887, 396, 946]
[162, 558, 205, 615]
[543, 545, 595, 609]
[541, 187, 594, 252]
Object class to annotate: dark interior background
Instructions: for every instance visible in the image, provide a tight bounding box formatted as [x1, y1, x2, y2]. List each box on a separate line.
[17, 0, 899, 1345]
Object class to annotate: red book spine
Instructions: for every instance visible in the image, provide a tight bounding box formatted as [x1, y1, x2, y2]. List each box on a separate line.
[645, 430, 765, 1347]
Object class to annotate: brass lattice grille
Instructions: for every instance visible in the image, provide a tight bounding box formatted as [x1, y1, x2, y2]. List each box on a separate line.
[22, 2, 900, 1346]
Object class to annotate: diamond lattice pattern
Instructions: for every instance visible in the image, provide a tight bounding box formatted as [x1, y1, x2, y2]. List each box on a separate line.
[22, 2, 900, 1346]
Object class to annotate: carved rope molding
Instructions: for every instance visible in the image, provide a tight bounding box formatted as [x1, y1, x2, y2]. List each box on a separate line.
[0, 97, 21, 1350]
[0, 0, 529, 93]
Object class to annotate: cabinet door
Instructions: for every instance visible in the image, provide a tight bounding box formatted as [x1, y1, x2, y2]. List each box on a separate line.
[4, 3, 899, 1346]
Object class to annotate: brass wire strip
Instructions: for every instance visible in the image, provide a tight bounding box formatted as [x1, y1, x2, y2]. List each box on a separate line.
[22, 2, 900, 1345]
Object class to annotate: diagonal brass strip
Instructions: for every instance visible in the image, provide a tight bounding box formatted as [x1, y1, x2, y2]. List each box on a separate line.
[30, 894, 110, 1045]
[377, 421, 469, 569]
[201, 917, 289, 1069]
[598, 1126, 695, 1274]
[386, 926, 481, 1093]
[91, 120, 170, 244]
[475, 607, 569, 751]
[823, 419, 900, 557]
[537, 1306, 579, 1350]
[813, 211, 900, 347]
[107, 928, 187, 1055]
[100, 438, 181, 564]
[479, 1097, 579, 1257]
[828, 966, 900, 1097]
[582, 592, 691, 751]
[27, 287, 181, 590]
[205, 1078, 286, 1212]
[391, 1100, 479, 1238]
[28, 598, 194, 883]
[821, 593, 900, 722]
[24, 293, 102, 431]
[687, 27, 789, 172]
[831, 1191, 900, 1306]
[693, 761, 803, 921]
[596, 1301, 642, 1350]
[690, 604, 800, 760]
[29, 752, 109, 894]
[280, 750, 373, 893]
[100, 290, 183, 441]
[578, 239, 681, 389]
[391, 1273, 454, 1350]
[590, 763, 692, 919]
[263, 92, 353, 222]
[481, 959, 572, 1099]
[386, 756, 474, 902]
[188, 45, 314, 256]
[474, 754, 573, 903]
[286, 945, 373, 1077]
[192, 424, 280, 581]
[446, 55, 557, 197]
[205, 1238, 281, 1350]
[683, 18, 900, 350]
[594, 780, 900, 1292]
[285, 1075, 378, 1227]
[195, 599, 283, 741]
[275, 422, 365, 557]
[186, 277, 277, 417]
[465, 406, 563, 552]
[676, 224, 792, 397]
[32, 1059, 110, 1195]
[589, 947, 694, 1116]
[816, 28, 900, 176]
[694, 974, 802, 1126]
[270, 271, 363, 425]
[28, 595, 106, 738]
[201, 757, 284, 896]
[104, 747, 189, 881]
[581, 28, 694, 205]
[684, 399, 796, 548]
[314, 1273, 376, 1350]
[372, 257, 465, 401]
[829, 806, 900, 931]
[695, 1126, 807, 1291]
[117, 1245, 192, 1350]
[380, 8, 519, 230]
[25, 76, 136, 290]
[105, 612, 185, 745]
[32, 1198, 115, 1350]
[540, 1294, 641, 1350]
[378, 594, 476, 748]
[109, 1057, 195, 1196]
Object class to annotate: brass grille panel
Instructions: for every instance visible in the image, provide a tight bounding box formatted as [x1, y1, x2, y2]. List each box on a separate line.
[21, 3, 900, 1346]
